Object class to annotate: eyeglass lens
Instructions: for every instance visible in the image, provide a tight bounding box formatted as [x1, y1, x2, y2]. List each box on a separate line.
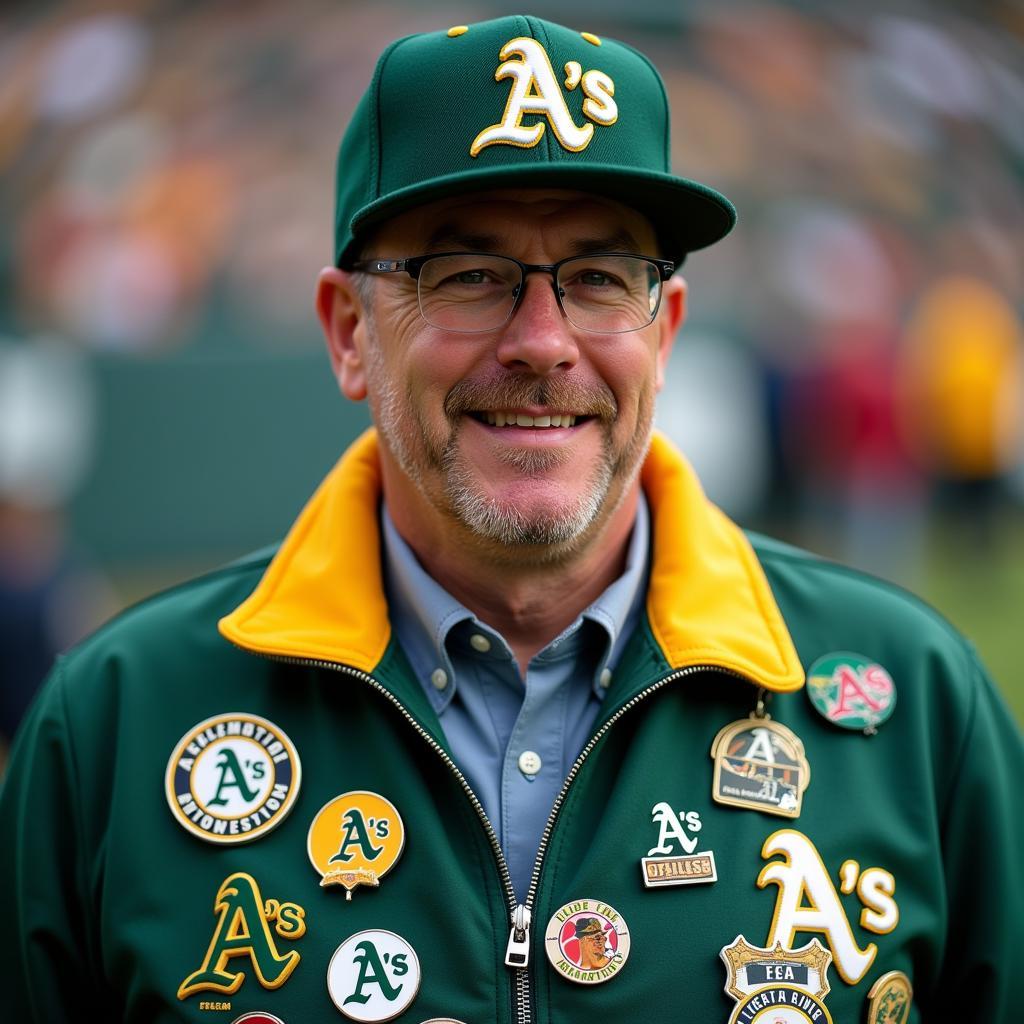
[416, 254, 661, 334]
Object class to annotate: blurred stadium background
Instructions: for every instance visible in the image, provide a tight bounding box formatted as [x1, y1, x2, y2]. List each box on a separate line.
[1, 0, 1022, 761]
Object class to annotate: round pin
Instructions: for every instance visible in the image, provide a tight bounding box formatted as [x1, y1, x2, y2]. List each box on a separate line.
[231, 1014, 287, 1024]
[327, 929, 420, 1022]
[165, 712, 301, 844]
[866, 970, 912, 1023]
[544, 899, 630, 984]
[806, 653, 896, 734]
[308, 791, 405, 899]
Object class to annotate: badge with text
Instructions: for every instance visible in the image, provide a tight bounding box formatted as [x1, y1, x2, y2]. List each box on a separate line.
[710, 716, 810, 818]
[327, 929, 420, 1022]
[641, 802, 717, 887]
[307, 791, 405, 899]
[866, 970, 913, 1023]
[721, 936, 834, 1024]
[165, 712, 301, 844]
[544, 899, 630, 985]
[807, 653, 896, 734]
[178, 872, 306, 1001]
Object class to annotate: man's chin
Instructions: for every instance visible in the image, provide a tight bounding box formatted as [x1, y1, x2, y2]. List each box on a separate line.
[447, 485, 607, 553]
[442, 466, 614, 557]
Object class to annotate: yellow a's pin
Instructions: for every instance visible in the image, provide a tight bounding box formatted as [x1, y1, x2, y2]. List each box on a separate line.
[307, 791, 405, 900]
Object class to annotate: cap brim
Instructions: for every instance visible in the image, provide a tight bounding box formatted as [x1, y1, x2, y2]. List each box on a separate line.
[340, 163, 735, 268]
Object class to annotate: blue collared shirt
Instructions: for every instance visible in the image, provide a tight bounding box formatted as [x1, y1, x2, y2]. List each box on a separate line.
[381, 497, 650, 900]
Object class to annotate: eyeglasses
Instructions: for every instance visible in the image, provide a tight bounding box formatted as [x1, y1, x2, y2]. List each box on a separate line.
[349, 251, 676, 335]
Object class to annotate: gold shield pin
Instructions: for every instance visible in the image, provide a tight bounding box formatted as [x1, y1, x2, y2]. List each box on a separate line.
[720, 935, 834, 1024]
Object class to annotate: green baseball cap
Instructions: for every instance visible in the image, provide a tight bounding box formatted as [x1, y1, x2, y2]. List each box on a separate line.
[334, 15, 735, 267]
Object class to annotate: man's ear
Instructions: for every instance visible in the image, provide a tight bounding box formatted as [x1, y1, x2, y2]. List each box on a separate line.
[655, 275, 687, 392]
[316, 267, 369, 401]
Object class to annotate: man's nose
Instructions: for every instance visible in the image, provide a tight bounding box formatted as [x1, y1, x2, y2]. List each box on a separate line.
[494, 274, 580, 375]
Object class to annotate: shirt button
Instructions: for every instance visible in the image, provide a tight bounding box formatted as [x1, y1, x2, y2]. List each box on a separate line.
[469, 633, 492, 653]
[430, 668, 449, 691]
[599, 668, 613, 689]
[518, 750, 542, 776]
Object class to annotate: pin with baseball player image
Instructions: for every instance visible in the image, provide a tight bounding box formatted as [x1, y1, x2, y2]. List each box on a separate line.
[544, 899, 631, 985]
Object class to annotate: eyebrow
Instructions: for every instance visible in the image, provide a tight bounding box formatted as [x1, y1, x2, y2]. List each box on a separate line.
[422, 224, 644, 257]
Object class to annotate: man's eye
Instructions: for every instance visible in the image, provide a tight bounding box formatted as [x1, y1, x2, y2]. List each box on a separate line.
[453, 269, 492, 285]
[573, 270, 625, 289]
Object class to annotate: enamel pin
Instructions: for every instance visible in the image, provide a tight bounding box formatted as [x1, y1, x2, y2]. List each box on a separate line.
[544, 899, 630, 985]
[642, 802, 717, 887]
[720, 936, 834, 1024]
[231, 1015, 287, 1024]
[866, 970, 913, 1023]
[307, 791, 405, 899]
[806, 653, 896, 735]
[165, 712, 301, 844]
[327, 930, 420, 1022]
[710, 715, 810, 818]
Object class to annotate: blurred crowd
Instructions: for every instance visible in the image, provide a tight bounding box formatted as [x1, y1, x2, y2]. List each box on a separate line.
[0, 0, 1022, 745]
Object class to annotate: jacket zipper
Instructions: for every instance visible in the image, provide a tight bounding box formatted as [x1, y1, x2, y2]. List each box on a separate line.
[256, 652, 748, 1024]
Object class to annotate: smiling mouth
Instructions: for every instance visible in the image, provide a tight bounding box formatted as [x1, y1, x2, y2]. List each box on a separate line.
[470, 411, 582, 428]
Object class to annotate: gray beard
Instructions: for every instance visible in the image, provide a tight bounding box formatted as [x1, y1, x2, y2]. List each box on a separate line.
[369, 353, 649, 555]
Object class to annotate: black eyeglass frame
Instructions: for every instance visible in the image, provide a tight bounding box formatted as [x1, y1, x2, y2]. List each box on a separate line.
[348, 251, 678, 334]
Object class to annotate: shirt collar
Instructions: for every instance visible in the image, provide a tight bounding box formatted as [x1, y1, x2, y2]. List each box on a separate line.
[381, 496, 650, 711]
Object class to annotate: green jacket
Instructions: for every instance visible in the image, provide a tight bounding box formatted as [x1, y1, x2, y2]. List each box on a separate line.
[2, 432, 1021, 1024]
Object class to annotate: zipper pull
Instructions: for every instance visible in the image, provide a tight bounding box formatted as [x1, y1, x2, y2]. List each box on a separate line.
[504, 904, 532, 967]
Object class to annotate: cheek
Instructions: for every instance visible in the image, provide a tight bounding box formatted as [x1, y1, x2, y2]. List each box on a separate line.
[596, 341, 661, 415]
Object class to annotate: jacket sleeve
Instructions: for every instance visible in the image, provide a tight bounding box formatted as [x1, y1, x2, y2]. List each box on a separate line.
[0, 657, 109, 1022]
[926, 650, 1024, 1021]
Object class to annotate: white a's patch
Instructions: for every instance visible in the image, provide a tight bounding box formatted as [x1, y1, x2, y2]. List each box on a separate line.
[647, 802, 701, 855]
[757, 830, 899, 985]
[470, 37, 617, 156]
[641, 803, 717, 888]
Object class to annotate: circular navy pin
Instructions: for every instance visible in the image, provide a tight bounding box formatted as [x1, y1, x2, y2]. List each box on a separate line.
[806, 653, 896, 734]
[165, 712, 301, 844]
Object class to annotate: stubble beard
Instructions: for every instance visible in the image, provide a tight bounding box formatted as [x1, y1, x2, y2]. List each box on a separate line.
[369, 347, 654, 558]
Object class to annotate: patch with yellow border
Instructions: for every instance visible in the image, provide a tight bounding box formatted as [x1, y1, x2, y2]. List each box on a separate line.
[165, 712, 301, 844]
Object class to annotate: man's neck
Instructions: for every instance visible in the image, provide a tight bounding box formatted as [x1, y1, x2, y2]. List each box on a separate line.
[385, 482, 641, 674]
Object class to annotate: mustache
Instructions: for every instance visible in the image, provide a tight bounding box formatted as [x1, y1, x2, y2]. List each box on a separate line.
[443, 374, 617, 420]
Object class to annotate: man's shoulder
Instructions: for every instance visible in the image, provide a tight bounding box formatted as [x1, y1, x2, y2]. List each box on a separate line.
[61, 544, 279, 677]
[746, 530, 974, 671]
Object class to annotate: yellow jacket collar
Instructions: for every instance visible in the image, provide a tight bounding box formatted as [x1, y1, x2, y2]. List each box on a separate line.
[220, 429, 804, 692]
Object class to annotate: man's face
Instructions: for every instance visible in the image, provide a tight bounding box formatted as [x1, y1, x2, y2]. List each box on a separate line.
[579, 929, 607, 961]
[339, 189, 684, 557]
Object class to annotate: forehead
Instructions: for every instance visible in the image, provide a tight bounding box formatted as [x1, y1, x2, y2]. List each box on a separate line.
[364, 188, 660, 256]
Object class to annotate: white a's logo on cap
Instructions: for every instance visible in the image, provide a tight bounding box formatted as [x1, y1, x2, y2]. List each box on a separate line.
[470, 37, 617, 157]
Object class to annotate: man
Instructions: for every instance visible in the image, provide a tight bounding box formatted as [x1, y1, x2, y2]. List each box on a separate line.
[572, 919, 612, 972]
[1, 14, 1021, 1024]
